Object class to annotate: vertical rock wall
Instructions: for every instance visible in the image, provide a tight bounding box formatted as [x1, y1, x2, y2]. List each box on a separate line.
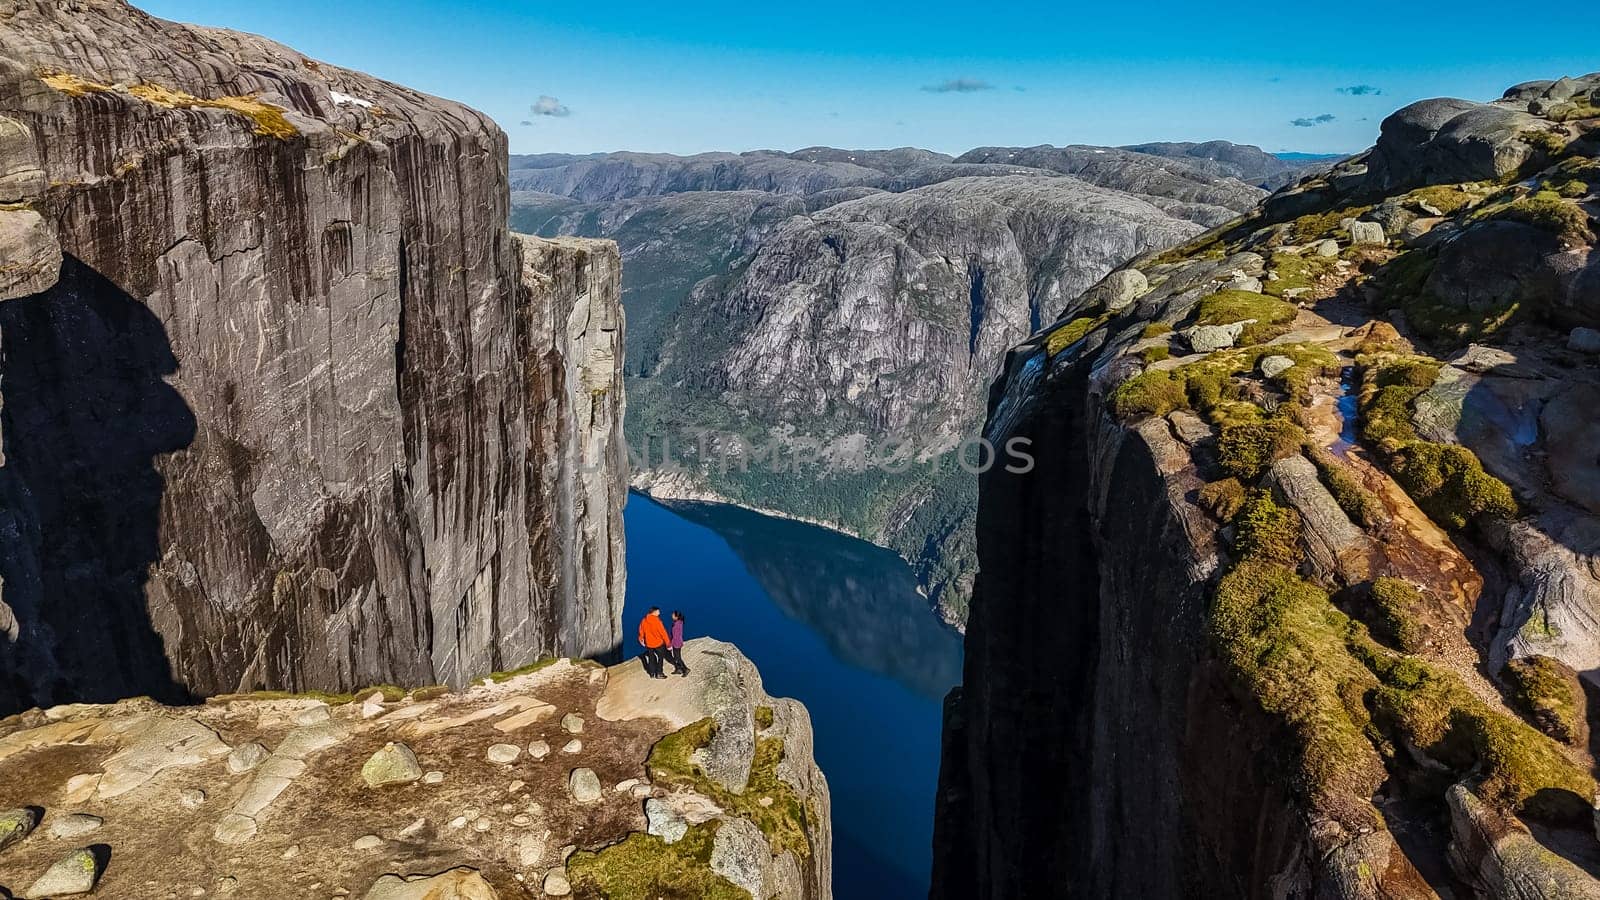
[0, 0, 624, 713]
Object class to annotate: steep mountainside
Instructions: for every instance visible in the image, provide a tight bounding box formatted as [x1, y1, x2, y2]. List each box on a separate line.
[0, 644, 832, 900]
[0, 0, 626, 712]
[935, 73, 1600, 897]
[520, 144, 1271, 620]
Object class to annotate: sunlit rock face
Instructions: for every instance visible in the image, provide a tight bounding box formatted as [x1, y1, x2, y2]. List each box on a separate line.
[0, 0, 625, 713]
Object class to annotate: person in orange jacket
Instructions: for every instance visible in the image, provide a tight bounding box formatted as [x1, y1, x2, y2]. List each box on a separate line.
[637, 606, 671, 679]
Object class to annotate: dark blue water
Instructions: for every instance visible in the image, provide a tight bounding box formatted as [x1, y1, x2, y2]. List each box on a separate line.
[623, 493, 963, 899]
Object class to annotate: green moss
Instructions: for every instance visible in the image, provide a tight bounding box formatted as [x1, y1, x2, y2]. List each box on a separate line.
[1517, 129, 1569, 156]
[1232, 490, 1302, 566]
[648, 719, 813, 858]
[567, 822, 748, 900]
[1357, 357, 1440, 450]
[1305, 445, 1384, 529]
[1140, 345, 1171, 364]
[1218, 418, 1306, 482]
[1406, 185, 1479, 216]
[1263, 251, 1334, 299]
[1390, 442, 1517, 530]
[1209, 561, 1385, 821]
[1109, 369, 1188, 421]
[485, 656, 560, 683]
[1367, 578, 1427, 652]
[1194, 290, 1299, 345]
[410, 685, 451, 701]
[1495, 191, 1594, 242]
[1502, 656, 1586, 746]
[1198, 478, 1246, 521]
[1374, 250, 1520, 345]
[1046, 314, 1110, 356]
[754, 706, 774, 730]
[1286, 203, 1374, 244]
[1141, 321, 1173, 339]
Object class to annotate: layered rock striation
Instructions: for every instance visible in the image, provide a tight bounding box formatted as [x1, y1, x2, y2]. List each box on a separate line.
[937, 73, 1600, 897]
[0, 0, 626, 713]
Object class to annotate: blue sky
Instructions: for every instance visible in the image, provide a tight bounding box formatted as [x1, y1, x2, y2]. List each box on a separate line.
[138, 0, 1597, 157]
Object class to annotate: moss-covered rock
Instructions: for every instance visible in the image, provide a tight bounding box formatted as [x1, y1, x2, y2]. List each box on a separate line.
[1366, 577, 1426, 652]
[1218, 418, 1306, 482]
[1501, 655, 1587, 747]
[1390, 442, 1517, 530]
[647, 718, 813, 858]
[1194, 290, 1298, 345]
[1198, 478, 1247, 521]
[1231, 490, 1302, 566]
[567, 822, 749, 900]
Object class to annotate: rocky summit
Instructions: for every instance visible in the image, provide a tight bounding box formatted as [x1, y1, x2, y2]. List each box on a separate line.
[0, 639, 830, 899]
[934, 72, 1600, 897]
[0, 0, 626, 711]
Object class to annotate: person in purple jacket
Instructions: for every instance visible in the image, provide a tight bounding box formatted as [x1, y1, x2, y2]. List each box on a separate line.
[666, 610, 690, 676]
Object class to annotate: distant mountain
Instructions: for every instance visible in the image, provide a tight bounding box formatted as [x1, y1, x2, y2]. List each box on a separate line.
[1119, 140, 1342, 188]
[512, 141, 1275, 620]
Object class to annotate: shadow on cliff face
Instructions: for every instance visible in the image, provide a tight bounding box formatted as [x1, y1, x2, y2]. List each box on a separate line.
[0, 256, 197, 715]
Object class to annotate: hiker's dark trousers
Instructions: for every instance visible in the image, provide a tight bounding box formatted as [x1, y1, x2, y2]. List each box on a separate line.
[666, 647, 688, 674]
[640, 646, 664, 677]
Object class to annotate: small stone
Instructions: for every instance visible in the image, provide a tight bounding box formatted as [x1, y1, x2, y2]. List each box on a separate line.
[227, 742, 270, 775]
[528, 741, 551, 759]
[0, 807, 40, 851]
[1569, 327, 1600, 354]
[1258, 355, 1295, 380]
[561, 739, 582, 755]
[360, 693, 386, 719]
[758, 796, 774, 808]
[1418, 200, 1444, 217]
[486, 743, 522, 764]
[509, 780, 526, 793]
[1313, 238, 1340, 257]
[542, 869, 572, 897]
[560, 713, 584, 734]
[280, 845, 300, 860]
[1183, 322, 1248, 353]
[1348, 220, 1386, 246]
[473, 817, 492, 833]
[292, 704, 331, 726]
[446, 816, 469, 831]
[25, 847, 104, 897]
[352, 834, 384, 851]
[501, 804, 514, 813]
[361, 742, 422, 787]
[422, 771, 444, 785]
[513, 814, 533, 827]
[645, 798, 687, 844]
[630, 783, 652, 799]
[63, 774, 101, 805]
[613, 778, 639, 793]
[214, 875, 238, 895]
[48, 813, 103, 840]
[568, 768, 602, 803]
[398, 818, 427, 840]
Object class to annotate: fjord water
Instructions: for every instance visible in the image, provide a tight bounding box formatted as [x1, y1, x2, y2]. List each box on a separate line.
[623, 493, 964, 898]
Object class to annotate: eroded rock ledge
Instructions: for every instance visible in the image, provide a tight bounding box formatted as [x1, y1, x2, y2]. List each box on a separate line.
[0, 638, 829, 899]
[0, 0, 625, 711]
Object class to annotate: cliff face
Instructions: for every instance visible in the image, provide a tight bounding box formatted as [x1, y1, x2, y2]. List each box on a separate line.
[937, 74, 1600, 898]
[0, 0, 626, 712]
[0, 641, 831, 899]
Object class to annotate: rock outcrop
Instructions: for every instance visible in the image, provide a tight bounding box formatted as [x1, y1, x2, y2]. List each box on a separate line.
[0, 0, 625, 713]
[936, 73, 1600, 897]
[0, 641, 831, 899]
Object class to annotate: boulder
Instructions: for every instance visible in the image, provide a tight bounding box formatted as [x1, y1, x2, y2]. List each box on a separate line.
[560, 713, 584, 734]
[1365, 97, 1485, 190]
[1258, 355, 1295, 380]
[1542, 385, 1600, 514]
[1445, 784, 1600, 899]
[23, 847, 104, 897]
[1088, 269, 1149, 312]
[1423, 221, 1564, 316]
[1183, 322, 1249, 353]
[710, 817, 771, 900]
[486, 744, 521, 764]
[1348, 221, 1386, 246]
[567, 768, 601, 803]
[645, 798, 688, 844]
[1313, 239, 1340, 258]
[1425, 107, 1546, 184]
[1569, 327, 1600, 354]
[361, 742, 423, 788]
[528, 740, 551, 759]
[1264, 455, 1371, 585]
[0, 207, 63, 301]
[0, 806, 39, 850]
[47, 813, 103, 840]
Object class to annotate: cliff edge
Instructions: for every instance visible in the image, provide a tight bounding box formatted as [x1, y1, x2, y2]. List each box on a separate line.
[0, 0, 626, 710]
[936, 74, 1600, 897]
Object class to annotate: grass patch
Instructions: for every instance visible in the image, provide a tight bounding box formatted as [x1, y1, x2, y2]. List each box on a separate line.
[1140, 345, 1171, 364]
[1198, 478, 1246, 521]
[1263, 251, 1334, 299]
[1194, 290, 1298, 345]
[410, 685, 451, 702]
[1406, 185, 1479, 216]
[1502, 656, 1586, 746]
[1286, 204, 1374, 245]
[1367, 578, 1426, 652]
[648, 718, 813, 858]
[1493, 191, 1594, 243]
[1218, 419, 1306, 482]
[1231, 490, 1303, 565]
[1357, 356, 1440, 450]
[1390, 442, 1517, 530]
[1109, 369, 1188, 421]
[1373, 250, 1517, 345]
[1109, 344, 1339, 424]
[1141, 321, 1173, 339]
[39, 70, 112, 97]
[126, 83, 299, 139]
[1046, 314, 1110, 356]
[567, 822, 748, 900]
[754, 706, 774, 730]
[485, 656, 561, 684]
